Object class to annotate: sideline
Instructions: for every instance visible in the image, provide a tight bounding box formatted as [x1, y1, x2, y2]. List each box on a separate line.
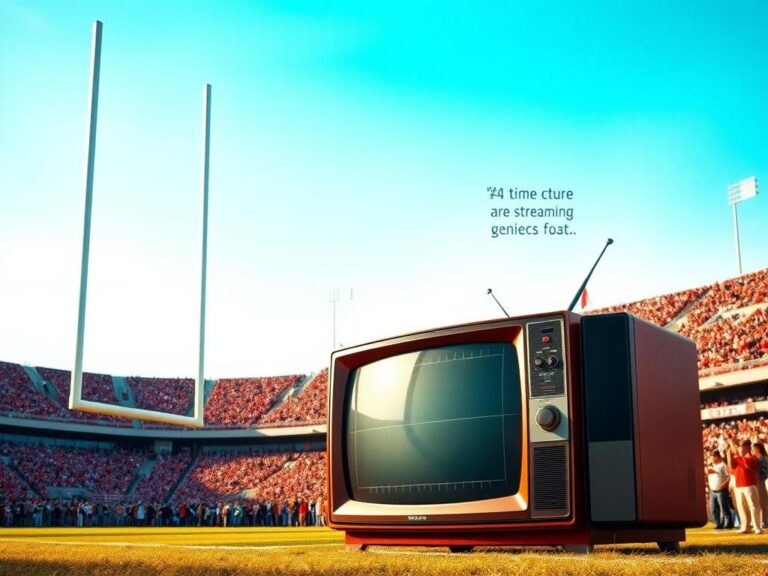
[0, 537, 341, 551]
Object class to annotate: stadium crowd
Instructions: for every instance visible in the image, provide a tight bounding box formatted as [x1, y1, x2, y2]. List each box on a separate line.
[591, 286, 707, 327]
[0, 362, 64, 418]
[692, 308, 768, 372]
[703, 417, 768, 533]
[132, 451, 193, 504]
[204, 375, 303, 427]
[589, 269, 768, 374]
[0, 494, 329, 528]
[0, 442, 145, 498]
[35, 367, 129, 425]
[172, 451, 291, 504]
[129, 376, 194, 416]
[0, 445, 328, 528]
[262, 370, 328, 425]
[682, 269, 768, 331]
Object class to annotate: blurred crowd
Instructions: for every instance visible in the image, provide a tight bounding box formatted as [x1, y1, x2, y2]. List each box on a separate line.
[262, 370, 328, 425]
[204, 375, 303, 427]
[0, 495, 329, 528]
[129, 376, 194, 416]
[0, 445, 327, 528]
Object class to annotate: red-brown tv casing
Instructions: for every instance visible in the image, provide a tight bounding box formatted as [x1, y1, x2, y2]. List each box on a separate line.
[327, 311, 706, 551]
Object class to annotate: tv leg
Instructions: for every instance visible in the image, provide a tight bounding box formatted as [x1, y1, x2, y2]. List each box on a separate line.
[562, 544, 593, 554]
[657, 541, 680, 554]
[345, 544, 369, 552]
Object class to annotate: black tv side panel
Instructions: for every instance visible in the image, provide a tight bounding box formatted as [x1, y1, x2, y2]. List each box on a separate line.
[581, 313, 637, 523]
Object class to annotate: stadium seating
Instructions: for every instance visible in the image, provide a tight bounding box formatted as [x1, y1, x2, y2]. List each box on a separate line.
[171, 451, 291, 504]
[35, 367, 130, 426]
[260, 370, 328, 425]
[1, 442, 144, 497]
[0, 461, 31, 500]
[589, 269, 768, 374]
[132, 451, 193, 504]
[702, 418, 768, 455]
[129, 376, 194, 416]
[204, 375, 303, 427]
[590, 286, 707, 327]
[0, 361, 66, 419]
[256, 451, 326, 503]
[692, 308, 768, 371]
[681, 269, 768, 331]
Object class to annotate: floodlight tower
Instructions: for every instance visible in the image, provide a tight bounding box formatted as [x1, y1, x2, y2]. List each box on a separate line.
[330, 287, 353, 349]
[727, 176, 758, 275]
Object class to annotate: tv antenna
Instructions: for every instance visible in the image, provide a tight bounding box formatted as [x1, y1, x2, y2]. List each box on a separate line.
[487, 288, 510, 318]
[567, 238, 613, 312]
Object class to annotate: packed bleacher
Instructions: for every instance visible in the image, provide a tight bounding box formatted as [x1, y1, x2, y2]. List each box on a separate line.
[689, 307, 768, 372]
[256, 451, 326, 503]
[0, 461, 31, 501]
[132, 451, 193, 505]
[261, 369, 328, 425]
[204, 375, 303, 427]
[37, 367, 116, 406]
[680, 269, 768, 332]
[588, 268, 768, 375]
[35, 367, 130, 426]
[129, 376, 194, 416]
[591, 286, 707, 327]
[0, 439, 328, 527]
[702, 418, 768, 455]
[171, 451, 291, 504]
[0, 361, 65, 418]
[0, 442, 145, 497]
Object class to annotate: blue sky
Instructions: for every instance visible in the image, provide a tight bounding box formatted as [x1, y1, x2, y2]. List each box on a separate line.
[1, 0, 766, 378]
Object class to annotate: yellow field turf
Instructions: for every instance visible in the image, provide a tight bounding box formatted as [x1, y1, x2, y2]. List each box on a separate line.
[0, 526, 766, 576]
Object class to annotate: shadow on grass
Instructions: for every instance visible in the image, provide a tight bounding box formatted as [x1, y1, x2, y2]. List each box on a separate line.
[0, 559, 223, 576]
[467, 541, 768, 557]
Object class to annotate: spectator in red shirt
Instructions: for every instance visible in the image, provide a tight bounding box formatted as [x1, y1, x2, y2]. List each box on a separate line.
[727, 438, 763, 534]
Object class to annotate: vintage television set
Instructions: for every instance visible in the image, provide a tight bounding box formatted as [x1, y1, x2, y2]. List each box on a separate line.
[327, 311, 706, 553]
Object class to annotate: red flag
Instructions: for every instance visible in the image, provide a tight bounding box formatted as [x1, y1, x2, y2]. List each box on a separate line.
[580, 287, 589, 309]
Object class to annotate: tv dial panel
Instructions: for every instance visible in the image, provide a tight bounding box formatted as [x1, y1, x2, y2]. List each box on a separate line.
[526, 318, 569, 443]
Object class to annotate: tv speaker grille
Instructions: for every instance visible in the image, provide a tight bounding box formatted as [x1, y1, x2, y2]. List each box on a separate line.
[532, 444, 568, 512]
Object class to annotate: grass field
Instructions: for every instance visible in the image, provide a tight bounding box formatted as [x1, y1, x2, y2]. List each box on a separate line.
[0, 526, 766, 576]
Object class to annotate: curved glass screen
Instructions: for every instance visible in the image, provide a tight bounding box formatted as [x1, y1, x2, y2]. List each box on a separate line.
[345, 343, 522, 505]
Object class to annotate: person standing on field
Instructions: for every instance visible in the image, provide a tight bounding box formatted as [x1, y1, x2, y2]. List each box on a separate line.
[726, 439, 763, 534]
[752, 442, 768, 528]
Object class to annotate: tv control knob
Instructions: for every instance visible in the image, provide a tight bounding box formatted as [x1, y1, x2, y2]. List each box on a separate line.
[533, 357, 544, 369]
[546, 355, 559, 368]
[535, 405, 561, 432]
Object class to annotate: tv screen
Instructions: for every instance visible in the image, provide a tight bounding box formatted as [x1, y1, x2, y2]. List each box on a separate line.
[345, 343, 522, 505]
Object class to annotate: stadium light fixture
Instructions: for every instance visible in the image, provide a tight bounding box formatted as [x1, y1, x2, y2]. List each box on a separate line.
[69, 21, 211, 428]
[727, 176, 758, 275]
[329, 287, 353, 349]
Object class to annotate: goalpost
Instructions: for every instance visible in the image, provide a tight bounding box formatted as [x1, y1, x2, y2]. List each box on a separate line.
[68, 21, 210, 428]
